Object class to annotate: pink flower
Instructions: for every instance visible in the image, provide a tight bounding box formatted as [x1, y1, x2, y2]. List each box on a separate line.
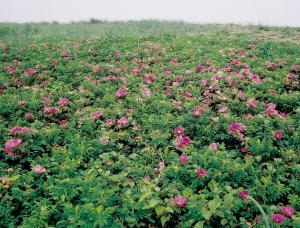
[59, 119, 68, 126]
[280, 205, 294, 217]
[58, 98, 70, 106]
[196, 65, 205, 73]
[246, 98, 258, 108]
[9, 126, 23, 135]
[156, 162, 165, 173]
[171, 195, 187, 207]
[43, 107, 58, 114]
[182, 91, 192, 98]
[265, 108, 278, 117]
[240, 147, 249, 153]
[116, 86, 128, 98]
[271, 214, 285, 224]
[32, 165, 46, 174]
[173, 126, 184, 136]
[209, 142, 218, 151]
[197, 168, 208, 177]
[275, 131, 283, 140]
[90, 111, 103, 120]
[143, 75, 155, 84]
[175, 136, 191, 150]
[239, 190, 249, 200]
[5, 138, 22, 150]
[192, 106, 205, 117]
[99, 137, 109, 144]
[105, 118, 114, 127]
[179, 155, 188, 165]
[24, 112, 34, 119]
[117, 116, 128, 126]
[228, 122, 247, 134]
[141, 87, 151, 97]
[24, 68, 37, 76]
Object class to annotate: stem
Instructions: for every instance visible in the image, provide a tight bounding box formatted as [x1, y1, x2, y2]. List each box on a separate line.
[248, 196, 270, 228]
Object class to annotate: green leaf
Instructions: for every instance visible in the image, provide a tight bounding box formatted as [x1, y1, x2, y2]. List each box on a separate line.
[201, 208, 211, 220]
[161, 215, 170, 226]
[208, 198, 222, 213]
[143, 199, 160, 209]
[194, 221, 205, 228]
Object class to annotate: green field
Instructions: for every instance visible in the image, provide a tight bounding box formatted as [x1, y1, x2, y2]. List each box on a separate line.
[0, 21, 299, 227]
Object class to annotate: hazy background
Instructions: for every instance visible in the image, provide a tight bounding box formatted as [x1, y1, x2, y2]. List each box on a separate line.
[0, 0, 300, 27]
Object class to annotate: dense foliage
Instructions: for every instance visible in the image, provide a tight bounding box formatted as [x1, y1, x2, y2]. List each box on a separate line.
[0, 24, 300, 227]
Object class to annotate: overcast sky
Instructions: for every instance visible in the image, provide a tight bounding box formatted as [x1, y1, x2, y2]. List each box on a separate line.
[0, 0, 300, 27]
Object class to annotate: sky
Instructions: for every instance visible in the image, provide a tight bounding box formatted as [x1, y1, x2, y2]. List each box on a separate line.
[0, 0, 300, 27]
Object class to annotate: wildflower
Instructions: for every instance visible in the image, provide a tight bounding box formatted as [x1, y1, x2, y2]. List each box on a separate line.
[209, 142, 218, 151]
[175, 136, 191, 150]
[192, 106, 205, 117]
[141, 86, 151, 97]
[246, 98, 258, 108]
[240, 147, 249, 153]
[116, 86, 128, 98]
[43, 107, 58, 114]
[228, 122, 247, 134]
[271, 214, 285, 224]
[239, 190, 249, 200]
[58, 98, 70, 106]
[197, 168, 208, 177]
[99, 137, 109, 144]
[59, 119, 68, 126]
[32, 165, 46, 174]
[9, 126, 23, 135]
[24, 68, 37, 76]
[90, 111, 103, 120]
[155, 162, 165, 173]
[5, 138, 22, 150]
[171, 195, 187, 207]
[275, 131, 283, 140]
[179, 155, 188, 165]
[280, 205, 294, 217]
[143, 75, 155, 83]
[117, 116, 128, 126]
[173, 126, 184, 136]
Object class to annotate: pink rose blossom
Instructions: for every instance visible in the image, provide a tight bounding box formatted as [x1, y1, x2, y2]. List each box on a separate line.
[179, 155, 188, 165]
[143, 75, 155, 84]
[275, 131, 283, 140]
[24, 68, 37, 76]
[116, 86, 128, 98]
[209, 142, 218, 151]
[246, 98, 258, 108]
[43, 107, 58, 114]
[228, 122, 247, 134]
[196, 65, 205, 72]
[271, 214, 285, 224]
[32, 165, 46, 174]
[99, 137, 109, 144]
[173, 126, 184, 136]
[171, 195, 187, 207]
[59, 119, 68, 126]
[9, 126, 23, 135]
[5, 138, 22, 150]
[175, 136, 191, 150]
[58, 98, 70, 106]
[141, 87, 151, 97]
[192, 106, 205, 117]
[280, 205, 294, 217]
[90, 111, 103, 120]
[239, 190, 249, 200]
[117, 116, 128, 126]
[197, 168, 208, 177]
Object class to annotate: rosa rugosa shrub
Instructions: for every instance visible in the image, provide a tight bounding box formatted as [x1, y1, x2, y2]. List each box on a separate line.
[0, 24, 299, 227]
